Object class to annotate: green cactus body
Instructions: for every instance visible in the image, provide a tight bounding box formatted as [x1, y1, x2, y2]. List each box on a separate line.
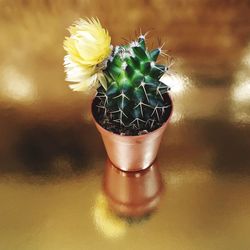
[94, 36, 171, 135]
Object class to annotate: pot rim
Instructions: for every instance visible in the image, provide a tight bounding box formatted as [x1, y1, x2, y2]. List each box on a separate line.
[91, 92, 173, 139]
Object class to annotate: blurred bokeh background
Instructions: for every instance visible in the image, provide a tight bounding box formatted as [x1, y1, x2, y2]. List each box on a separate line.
[0, 0, 249, 249]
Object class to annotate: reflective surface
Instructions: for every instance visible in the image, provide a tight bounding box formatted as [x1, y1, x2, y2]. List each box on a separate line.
[103, 159, 163, 217]
[0, 0, 250, 249]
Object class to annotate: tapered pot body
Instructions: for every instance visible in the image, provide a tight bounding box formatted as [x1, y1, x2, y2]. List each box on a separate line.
[92, 94, 172, 171]
[103, 159, 163, 217]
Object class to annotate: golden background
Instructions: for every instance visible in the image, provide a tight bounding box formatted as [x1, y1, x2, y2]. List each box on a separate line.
[0, 0, 250, 249]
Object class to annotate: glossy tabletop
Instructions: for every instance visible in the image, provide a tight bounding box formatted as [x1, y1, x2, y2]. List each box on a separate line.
[0, 1, 250, 249]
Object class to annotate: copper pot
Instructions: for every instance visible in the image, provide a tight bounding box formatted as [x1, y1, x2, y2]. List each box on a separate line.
[103, 159, 163, 217]
[92, 93, 173, 171]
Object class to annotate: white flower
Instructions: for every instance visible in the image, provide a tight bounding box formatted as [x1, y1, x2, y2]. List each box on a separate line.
[63, 18, 111, 91]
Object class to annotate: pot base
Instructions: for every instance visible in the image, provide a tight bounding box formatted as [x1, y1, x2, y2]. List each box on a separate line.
[109, 158, 154, 172]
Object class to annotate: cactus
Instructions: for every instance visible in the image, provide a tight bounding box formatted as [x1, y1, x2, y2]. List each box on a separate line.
[93, 35, 171, 135]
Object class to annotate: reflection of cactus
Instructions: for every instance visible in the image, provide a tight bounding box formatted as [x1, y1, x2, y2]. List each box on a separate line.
[94, 35, 171, 135]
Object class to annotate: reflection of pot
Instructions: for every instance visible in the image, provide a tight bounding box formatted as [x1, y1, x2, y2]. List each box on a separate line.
[92, 93, 173, 171]
[103, 158, 164, 217]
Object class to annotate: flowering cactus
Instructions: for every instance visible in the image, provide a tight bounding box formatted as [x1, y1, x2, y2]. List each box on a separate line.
[64, 18, 171, 135]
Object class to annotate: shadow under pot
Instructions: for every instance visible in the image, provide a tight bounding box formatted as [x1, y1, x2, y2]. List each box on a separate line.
[92, 92, 173, 172]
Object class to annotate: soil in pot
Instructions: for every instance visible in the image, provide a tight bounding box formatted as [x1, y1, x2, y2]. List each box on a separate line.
[92, 91, 172, 136]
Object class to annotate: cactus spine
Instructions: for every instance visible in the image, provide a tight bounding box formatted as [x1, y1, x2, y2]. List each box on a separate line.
[94, 35, 171, 135]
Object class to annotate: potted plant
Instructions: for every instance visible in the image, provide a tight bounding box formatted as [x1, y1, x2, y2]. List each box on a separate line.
[64, 18, 173, 171]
